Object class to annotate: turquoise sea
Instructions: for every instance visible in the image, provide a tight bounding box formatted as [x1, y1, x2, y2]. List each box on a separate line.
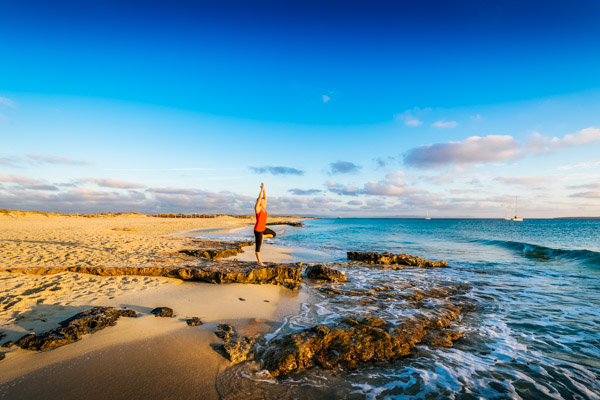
[209, 218, 600, 399]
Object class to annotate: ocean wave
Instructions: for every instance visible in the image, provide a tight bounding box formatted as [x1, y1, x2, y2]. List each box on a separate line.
[476, 239, 600, 266]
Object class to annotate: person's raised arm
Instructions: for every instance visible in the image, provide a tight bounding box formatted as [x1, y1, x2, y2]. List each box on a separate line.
[255, 183, 265, 214]
[262, 184, 267, 209]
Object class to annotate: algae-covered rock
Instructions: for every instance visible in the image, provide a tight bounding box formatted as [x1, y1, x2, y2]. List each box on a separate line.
[186, 317, 203, 326]
[215, 324, 255, 364]
[347, 251, 448, 268]
[260, 306, 462, 377]
[180, 240, 254, 259]
[3, 262, 303, 290]
[16, 307, 138, 352]
[267, 221, 303, 227]
[305, 264, 347, 282]
[151, 307, 174, 317]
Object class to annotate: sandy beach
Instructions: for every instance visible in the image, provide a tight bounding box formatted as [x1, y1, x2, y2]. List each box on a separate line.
[0, 212, 305, 399]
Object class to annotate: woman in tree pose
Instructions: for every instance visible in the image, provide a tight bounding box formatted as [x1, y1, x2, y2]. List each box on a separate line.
[254, 182, 276, 266]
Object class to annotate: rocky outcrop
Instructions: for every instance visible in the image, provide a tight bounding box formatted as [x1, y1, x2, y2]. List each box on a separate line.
[305, 264, 347, 282]
[259, 306, 461, 377]
[186, 317, 203, 326]
[347, 251, 448, 268]
[215, 324, 255, 364]
[151, 307, 174, 317]
[180, 239, 254, 259]
[3, 262, 303, 290]
[267, 221, 303, 227]
[0, 353, 4, 360]
[15, 307, 137, 352]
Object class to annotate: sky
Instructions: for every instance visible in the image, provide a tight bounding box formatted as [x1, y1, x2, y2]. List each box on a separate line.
[1, 0, 600, 217]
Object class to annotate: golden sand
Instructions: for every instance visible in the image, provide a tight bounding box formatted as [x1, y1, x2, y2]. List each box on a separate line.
[0, 213, 304, 398]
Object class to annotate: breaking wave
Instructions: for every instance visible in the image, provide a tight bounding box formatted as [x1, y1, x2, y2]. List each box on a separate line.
[476, 239, 600, 266]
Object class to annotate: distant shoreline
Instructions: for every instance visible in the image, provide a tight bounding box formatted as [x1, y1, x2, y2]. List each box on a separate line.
[2, 208, 598, 220]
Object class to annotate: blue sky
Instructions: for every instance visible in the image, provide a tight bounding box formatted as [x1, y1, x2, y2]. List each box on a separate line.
[1, 0, 599, 217]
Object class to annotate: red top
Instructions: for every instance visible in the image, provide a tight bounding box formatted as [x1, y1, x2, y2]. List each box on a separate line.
[254, 209, 267, 231]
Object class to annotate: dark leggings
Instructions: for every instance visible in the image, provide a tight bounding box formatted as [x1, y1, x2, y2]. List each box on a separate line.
[254, 228, 276, 252]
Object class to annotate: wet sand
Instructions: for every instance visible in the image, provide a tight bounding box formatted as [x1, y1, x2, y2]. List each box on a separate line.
[0, 213, 305, 399]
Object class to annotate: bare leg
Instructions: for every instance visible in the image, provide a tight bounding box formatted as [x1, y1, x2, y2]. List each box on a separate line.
[256, 251, 264, 266]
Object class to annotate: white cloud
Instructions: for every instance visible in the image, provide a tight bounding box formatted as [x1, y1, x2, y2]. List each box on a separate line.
[363, 171, 421, 196]
[494, 176, 552, 187]
[26, 153, 93, 166]
[404, 135, 524, 169]
[0, 157, 20, 166]
[328, 160, 362, 175]
[557, 160, 600, 171]
[570, 191, 600, 199]
[394, 107, 430, 127]
[0, 97, 16, 109]
[0, 174, 59, 191]
[326, 171, 422, 198]
[0, 174, 36, 184]
[79, 178, 147, 189]
[420, 174, 453, 184]
[405, 118, 422, 127]
[527, 127, 600, 154]
[326, 180, 361, 196]
[432, 120, 458, 128]
[567, 182, 600, 190]
[322, 95, 331, 103]
[374, 156, 396, 169]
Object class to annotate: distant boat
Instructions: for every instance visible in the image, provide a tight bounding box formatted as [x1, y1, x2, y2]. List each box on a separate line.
[425, 211, 431, 220]
[337, 216, 343, 219]
[504, 209, 511, 220]
[512, 197, 524, 221]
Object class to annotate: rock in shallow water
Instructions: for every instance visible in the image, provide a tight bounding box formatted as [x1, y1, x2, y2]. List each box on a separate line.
[15, 307, 138, 352]
[151, 307, 174, 317]
[347, 251, 448, 268]
[305, 264, 347, 282]
[259, 306, 462, 377]
[215, 324, 255, 364]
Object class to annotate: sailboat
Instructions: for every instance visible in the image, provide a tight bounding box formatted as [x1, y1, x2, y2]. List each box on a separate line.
[504, 208, 511, 220]
[425, 211, 431, 220]
[512, 197, 524, 221]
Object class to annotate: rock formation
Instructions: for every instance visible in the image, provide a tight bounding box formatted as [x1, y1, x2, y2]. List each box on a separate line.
[151, 307, 174, 317]
[180, 239, 254, 259]
[3, 261, 303, 290]
[347, 251, 448, 268]
[215, 324, 255, 364]
[305, 264, 347, 282]
[259, 306, 462, 377]
[267, 221, 303, 227]
[15, 307, 137, 352]
[186, 317, 203, 326]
